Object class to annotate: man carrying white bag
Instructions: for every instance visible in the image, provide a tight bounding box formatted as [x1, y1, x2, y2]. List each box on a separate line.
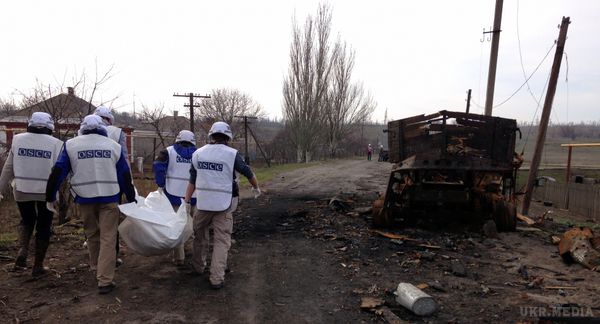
[118, 190, 193, 256]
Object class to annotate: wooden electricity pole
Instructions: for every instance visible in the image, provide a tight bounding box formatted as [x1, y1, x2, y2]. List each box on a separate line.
[521, 16, 571, 216]
[173, 92, 211, 133]
[235, 115, 271, 167]
[484, 0, 504, 116]
[235, 115, 257, 164]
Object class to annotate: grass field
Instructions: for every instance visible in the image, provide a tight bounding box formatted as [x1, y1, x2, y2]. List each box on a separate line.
[238, 160, 327, 186]
[517, 136, 600, 167]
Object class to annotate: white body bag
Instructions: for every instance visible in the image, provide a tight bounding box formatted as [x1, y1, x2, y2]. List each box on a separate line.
[118, 190, 193, 256]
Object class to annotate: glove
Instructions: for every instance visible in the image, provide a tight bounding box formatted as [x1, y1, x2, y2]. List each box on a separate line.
[157, 187, 164, 195]
[184, 202, 192, 216]
[46, 201, 58, 214]
[252, 187, 261, 199]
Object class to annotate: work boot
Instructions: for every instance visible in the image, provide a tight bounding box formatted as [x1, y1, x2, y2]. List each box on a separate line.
[31, 239, 50, 277]
[98, 283, 116, 295]
[209, 282, 224, 290]
[13, 225, 33, 270]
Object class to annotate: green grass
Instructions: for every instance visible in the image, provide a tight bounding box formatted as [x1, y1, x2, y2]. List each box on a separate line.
[0, 233, 17, 249]
[549, 215, 600, 231]
[239, 161, 326, 186]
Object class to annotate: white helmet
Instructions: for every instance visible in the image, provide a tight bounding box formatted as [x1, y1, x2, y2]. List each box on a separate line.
[80, 114, 107, 132]
[208, 121, 233, 140]
[94, 105, 114, 125]
[28, 112, 54, 130]
[175, 130, 195, 145]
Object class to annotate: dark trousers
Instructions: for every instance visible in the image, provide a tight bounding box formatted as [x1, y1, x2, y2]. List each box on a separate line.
[16, 201, 54, 241]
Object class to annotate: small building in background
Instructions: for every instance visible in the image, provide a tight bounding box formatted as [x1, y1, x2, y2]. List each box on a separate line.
[0, 87, 134, 160]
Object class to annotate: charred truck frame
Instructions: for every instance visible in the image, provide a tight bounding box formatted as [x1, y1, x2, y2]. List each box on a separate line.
[374, 111, 522, 231]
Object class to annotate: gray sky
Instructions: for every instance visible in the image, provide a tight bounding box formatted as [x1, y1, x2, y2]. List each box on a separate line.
[1, 0, 599, 124]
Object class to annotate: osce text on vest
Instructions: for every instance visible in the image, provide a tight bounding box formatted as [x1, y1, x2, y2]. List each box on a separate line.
[18, 148, 52, 159]
[77, 150, 112, 159]
[197, 161, 224, 171]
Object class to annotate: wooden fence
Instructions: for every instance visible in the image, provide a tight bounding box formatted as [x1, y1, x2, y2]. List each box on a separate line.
[533, 182, 600, 220]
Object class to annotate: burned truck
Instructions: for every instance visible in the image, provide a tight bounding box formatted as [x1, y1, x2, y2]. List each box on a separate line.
[373, 110, 522, 231]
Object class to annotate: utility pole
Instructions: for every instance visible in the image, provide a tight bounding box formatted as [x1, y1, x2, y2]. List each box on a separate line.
[521, 17, 571, 216]
[484, 0, 504, 116]
[465, 89, 472, 114]
[247, 126, 271, 168]
[173, 92, 211, 133]
[235, 115, 258, 164]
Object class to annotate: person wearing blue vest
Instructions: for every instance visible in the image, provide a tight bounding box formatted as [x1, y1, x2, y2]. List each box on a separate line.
[0, 112, 63, 276]
[184, 121, 260, 289]
[45, 115, 135, 294]
[153, 129, 197, 266]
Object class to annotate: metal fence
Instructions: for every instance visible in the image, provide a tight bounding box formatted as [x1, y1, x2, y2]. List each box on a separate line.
[533, 182, 600, 220]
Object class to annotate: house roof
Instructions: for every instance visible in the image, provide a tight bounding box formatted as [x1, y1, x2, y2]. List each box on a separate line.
[0, 92, 96, 124]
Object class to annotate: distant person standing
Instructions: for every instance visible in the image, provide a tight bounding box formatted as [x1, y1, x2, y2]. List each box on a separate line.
[367, 144, 373, 161]
[184, 121, 260, 289]
[46, 115, 135, 294]
[152, 130, 197, 266]
[378, 144, 384, 162]
[0, 112, 63, 276]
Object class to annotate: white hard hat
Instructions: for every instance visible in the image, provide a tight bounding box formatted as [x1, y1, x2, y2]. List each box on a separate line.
[94, 105, 114, 125]
[208, 121, 233, 140]
[28, 112, 54, 130]
[175, 130, 195, 145]
[80, 114, 107, 132]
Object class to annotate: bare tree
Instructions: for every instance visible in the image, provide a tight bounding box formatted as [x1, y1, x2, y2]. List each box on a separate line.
[16, 64, 118, 139]
[283, 4, 336, 162]
[0, 99, 18, 118]
[139, 103, 170, 150]
[324, 41, 376, 157]
[198, 88, 264, 137]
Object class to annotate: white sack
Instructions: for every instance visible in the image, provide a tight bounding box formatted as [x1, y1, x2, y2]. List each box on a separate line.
[118, 190, 193, 256]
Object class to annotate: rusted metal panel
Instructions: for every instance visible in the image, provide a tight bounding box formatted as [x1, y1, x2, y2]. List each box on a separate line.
[401, 112, 441, 126]
[387, 111, 517, 169]
[388, 120, 402, 163]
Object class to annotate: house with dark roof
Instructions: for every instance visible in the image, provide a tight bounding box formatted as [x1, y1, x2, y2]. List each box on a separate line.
[0, 87, 133, 159]
[1, 87, 94, 126]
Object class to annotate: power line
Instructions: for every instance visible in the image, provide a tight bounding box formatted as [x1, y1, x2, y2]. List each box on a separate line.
[520, 70, 551, 154]
[493, 42, 556, 109]
[173, 92, 211, 133]
[516, 0, 541, 107]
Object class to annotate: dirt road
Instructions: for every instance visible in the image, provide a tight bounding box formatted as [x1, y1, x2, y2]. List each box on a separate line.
[1, 158, 599, 323]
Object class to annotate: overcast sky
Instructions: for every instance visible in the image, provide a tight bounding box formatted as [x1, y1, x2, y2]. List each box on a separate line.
[1, 0, 599, 124]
